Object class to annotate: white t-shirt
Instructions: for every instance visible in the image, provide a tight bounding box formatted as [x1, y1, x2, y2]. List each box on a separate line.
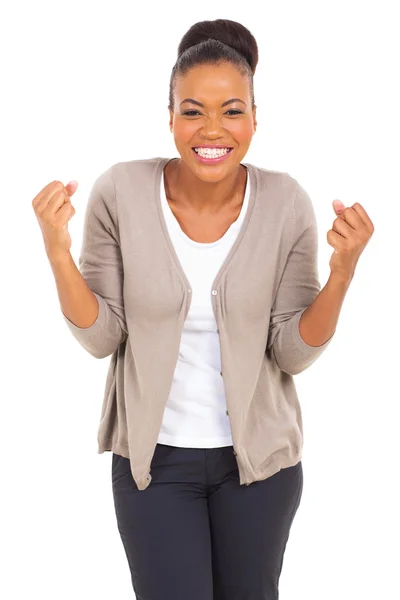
[157, 168, 251, 447]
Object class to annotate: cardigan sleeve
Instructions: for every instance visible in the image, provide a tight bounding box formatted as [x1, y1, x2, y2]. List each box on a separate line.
[266, 181, 335, 375]
[61, 166, 128, 358]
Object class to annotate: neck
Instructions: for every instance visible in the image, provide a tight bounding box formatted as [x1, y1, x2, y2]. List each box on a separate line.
[164, 158, 246, 213]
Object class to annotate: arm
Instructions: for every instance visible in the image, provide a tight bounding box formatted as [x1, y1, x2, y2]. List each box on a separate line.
[60, 166, 128, 358]
[49, 251, 100, 328]
[298, 272, 351, 347]
[267, 182, 336, 375]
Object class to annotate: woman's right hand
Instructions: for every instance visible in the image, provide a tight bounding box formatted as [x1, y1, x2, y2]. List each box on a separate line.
[32, 180, 79, 260]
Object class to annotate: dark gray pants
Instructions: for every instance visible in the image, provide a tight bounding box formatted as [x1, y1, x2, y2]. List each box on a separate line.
[112, 444, 303, 600]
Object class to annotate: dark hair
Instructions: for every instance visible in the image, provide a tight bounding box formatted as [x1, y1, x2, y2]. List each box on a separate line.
[168, 19, 258, 112]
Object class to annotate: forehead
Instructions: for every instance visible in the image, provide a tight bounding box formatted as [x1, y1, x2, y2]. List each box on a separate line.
[174, 62, 250, 100]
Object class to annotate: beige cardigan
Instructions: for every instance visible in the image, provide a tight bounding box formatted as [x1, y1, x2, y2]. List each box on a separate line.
[62, 156, 334, 490]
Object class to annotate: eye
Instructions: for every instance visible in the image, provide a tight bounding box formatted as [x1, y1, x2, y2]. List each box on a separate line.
[182, 109, 243, 116]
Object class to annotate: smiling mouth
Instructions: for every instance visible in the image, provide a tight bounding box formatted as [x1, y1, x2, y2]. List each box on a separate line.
[192, 146, 233, 165]
[192, 147, 233, 153]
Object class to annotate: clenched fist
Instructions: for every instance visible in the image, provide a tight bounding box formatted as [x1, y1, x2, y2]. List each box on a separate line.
[32, 180, 79, 260]
[327, 199, 375, 282]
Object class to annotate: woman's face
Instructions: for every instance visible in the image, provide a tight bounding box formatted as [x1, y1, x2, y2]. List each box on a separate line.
[169, 61, 257, 182]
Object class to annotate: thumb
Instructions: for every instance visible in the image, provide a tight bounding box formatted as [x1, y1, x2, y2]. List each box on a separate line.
[65, 180, 79, 197]
[333, 198, 345, 215]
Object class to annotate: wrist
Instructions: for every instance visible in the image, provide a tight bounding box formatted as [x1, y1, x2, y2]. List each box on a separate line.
[46, 248, 73, 266]
[328, 270, 353, 288]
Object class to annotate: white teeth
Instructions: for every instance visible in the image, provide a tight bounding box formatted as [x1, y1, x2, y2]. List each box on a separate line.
[194, 147, 231, 158]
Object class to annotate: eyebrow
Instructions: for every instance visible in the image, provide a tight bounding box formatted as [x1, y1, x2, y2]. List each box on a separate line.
[180, 98, 247, 108]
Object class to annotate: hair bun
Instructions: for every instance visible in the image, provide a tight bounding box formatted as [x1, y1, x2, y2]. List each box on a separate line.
[178, 19, 258, 75]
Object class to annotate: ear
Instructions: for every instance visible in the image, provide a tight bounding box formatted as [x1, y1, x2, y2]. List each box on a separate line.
[169, 107, 173, 132]
[252, 104, 257, 133]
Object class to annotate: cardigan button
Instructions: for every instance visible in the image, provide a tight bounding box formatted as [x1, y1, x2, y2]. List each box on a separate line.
[212, 289, 218, 295]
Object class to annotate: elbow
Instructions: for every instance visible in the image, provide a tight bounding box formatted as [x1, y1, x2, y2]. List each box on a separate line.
[82, 333, 127, 359]
[271, 346, 316, 376]
[268, 311, 334, 376]
[282, 363, 308, 376]
[62, 303, 128, 358]
[87, 347, 113, 360]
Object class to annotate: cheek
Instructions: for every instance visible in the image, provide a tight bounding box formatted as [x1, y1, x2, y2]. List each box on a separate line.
[228, 120, 254, 142]
[173, 121, 198, 141]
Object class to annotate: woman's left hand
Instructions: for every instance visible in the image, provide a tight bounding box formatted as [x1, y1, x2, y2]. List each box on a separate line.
[327, 199, 375, 282]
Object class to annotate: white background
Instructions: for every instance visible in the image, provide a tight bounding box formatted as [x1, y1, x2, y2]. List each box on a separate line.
[2, 1, 399, 598]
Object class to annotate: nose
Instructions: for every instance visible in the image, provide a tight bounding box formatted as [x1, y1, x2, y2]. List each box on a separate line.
[201, 115, 224, 139]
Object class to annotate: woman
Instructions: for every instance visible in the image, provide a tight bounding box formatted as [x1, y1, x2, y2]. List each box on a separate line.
[33, 18, 374, 600]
